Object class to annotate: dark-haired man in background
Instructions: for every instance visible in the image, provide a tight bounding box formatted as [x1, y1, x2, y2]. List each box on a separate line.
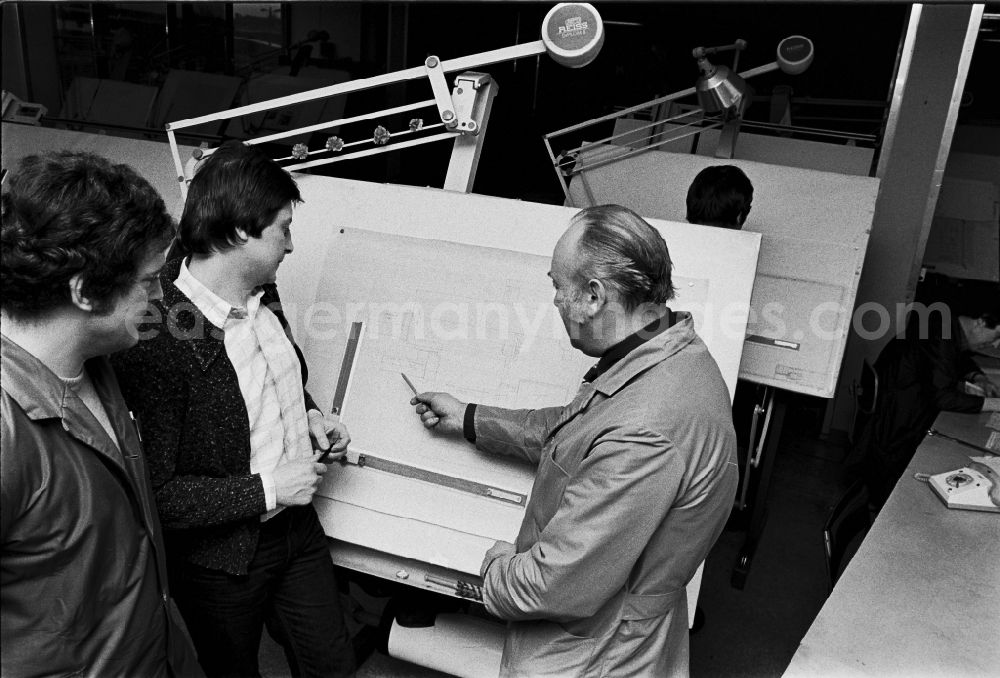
[1, 151, 201, 676]
[112, 140, 355, 678]
[686, 164, 754, 230]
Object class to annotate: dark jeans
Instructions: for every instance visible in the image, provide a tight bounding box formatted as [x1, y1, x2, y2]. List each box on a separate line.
[172, 506, 355, 678]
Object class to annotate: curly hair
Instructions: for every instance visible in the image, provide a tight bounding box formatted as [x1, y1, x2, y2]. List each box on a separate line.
[571, 204, 676, 311]
[1, 150, 174, 318]
[178, 140, 302, 254]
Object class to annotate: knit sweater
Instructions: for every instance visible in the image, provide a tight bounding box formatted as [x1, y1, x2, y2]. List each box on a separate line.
[111, 256, 319, 575]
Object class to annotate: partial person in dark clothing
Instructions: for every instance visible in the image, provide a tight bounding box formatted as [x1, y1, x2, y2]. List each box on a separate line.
[112, 141, 356, 678]
[685, 163, 756, 627]
[856, 305, 1000, 508]
[686, 162, 757, 496]
[1, 151, 201, 677]
[686, 164, 754, 229]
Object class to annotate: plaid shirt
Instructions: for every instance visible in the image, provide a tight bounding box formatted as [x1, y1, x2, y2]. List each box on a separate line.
[176, 260, 312, 520]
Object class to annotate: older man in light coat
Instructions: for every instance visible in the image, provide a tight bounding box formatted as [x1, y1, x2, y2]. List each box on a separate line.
[412, 204, 738, 677]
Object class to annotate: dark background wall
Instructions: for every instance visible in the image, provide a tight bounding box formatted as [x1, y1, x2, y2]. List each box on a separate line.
[3, 2, 998, 203]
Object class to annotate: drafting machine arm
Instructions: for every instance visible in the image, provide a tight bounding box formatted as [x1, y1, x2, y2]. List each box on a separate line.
[166, 2, 605, 197]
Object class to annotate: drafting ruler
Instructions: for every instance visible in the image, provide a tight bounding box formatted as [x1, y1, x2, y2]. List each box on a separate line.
[339, 448, 526, 507]
[330, 321, 364, 416]
[330, 320, 528, 508]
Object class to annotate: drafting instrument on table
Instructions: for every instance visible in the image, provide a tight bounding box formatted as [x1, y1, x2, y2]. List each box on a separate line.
[424, 573, 484, 601]
[927, 428, 998, 456]
[927, 465, 1000, 513]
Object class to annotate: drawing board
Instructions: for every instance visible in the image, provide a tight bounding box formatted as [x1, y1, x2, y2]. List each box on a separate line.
[275, 173, 761, 574]
[567, 146, 878, 397]
[693, 129, 875, 176]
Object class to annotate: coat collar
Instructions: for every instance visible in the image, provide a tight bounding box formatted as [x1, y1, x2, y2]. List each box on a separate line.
[541, 314, 698, 441]
[1, 334, 130, 465]
[158, 256, 283, 372]
[589, 312, 697, 397]
[1, 333, 65, 420]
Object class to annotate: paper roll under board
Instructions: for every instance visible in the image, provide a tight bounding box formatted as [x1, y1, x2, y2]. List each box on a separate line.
[388, 613, 504, 678]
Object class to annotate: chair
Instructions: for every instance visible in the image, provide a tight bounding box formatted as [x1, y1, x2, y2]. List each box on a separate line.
[823, 479, 871, 590]
[849, 358, 879, 445]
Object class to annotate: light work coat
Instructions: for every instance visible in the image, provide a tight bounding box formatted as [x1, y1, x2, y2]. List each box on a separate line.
[475, 314, 739, 677]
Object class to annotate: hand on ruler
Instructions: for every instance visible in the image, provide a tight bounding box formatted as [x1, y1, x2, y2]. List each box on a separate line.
[410, 391, 466, 436]
[308, 408, 350, 462]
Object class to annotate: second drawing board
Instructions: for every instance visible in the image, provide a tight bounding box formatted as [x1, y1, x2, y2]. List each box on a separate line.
[568, 146, 879, 397]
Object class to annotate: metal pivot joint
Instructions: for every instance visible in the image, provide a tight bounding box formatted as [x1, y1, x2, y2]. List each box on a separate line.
[424, 55, 491, 135]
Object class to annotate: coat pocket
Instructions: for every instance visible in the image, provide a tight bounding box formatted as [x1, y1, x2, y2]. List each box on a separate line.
[502, 618, 600, 677]
[600, 590, 685, 677]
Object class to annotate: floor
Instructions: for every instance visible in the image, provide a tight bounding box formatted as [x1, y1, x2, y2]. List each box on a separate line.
[256, 393, 854, 678]
[689, 395, 852, 677]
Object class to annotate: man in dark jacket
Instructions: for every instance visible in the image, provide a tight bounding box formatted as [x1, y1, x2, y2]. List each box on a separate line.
[112, 141, 355, 678]
[1, 151, 201, 677]
[857, 305, 1000, 508]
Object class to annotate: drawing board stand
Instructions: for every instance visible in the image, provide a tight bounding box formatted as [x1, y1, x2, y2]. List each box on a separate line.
[730, 384, 787, 588]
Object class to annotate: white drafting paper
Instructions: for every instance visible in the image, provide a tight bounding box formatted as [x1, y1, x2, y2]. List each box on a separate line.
[311, 229, 718, 572]
[314, 228, 601, 571]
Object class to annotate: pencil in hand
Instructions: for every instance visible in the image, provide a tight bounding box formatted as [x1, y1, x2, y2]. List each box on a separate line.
[401, 372, 419, 396]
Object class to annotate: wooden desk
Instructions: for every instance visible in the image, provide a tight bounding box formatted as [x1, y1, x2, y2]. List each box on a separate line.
[785, 411, 1000, 677]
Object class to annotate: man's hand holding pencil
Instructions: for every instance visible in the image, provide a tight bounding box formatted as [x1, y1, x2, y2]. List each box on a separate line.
[404, 372, 467, 437]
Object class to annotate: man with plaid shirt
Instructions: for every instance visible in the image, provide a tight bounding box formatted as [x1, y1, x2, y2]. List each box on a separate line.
[112, 141, 355, 678]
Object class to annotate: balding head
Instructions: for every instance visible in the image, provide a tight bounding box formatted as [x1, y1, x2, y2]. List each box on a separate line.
[569, 204, 675, 311]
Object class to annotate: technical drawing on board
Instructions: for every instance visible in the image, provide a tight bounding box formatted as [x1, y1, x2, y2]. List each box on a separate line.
[308, 228, 718, 573]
